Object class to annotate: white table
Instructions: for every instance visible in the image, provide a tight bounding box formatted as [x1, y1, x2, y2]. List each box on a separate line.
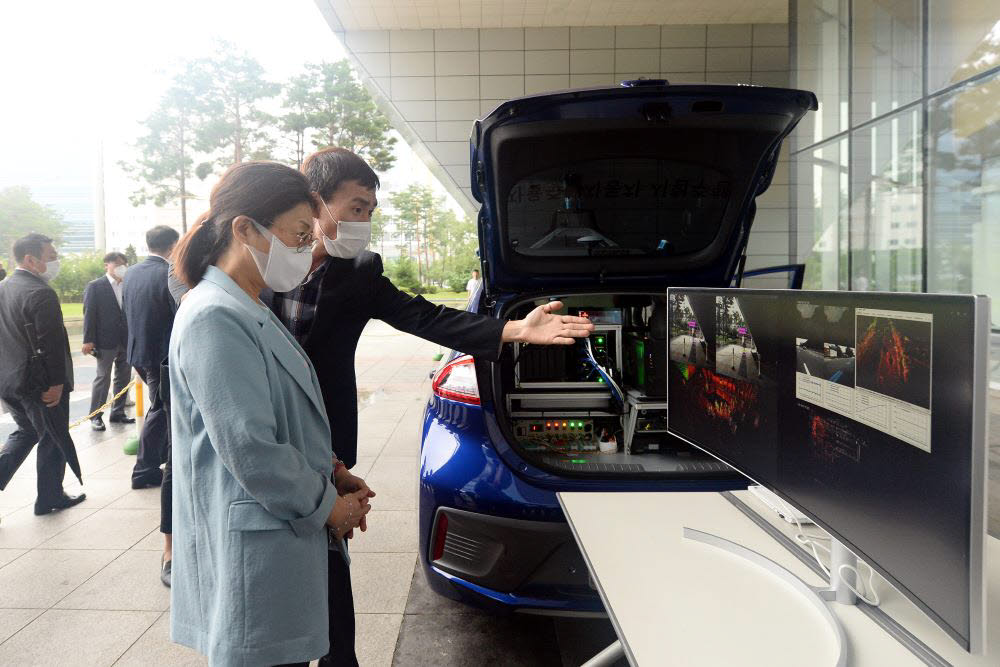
[558, 490, 999, 667]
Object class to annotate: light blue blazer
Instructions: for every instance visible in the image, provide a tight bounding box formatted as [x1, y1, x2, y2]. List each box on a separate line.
[168, 266, 337, 666]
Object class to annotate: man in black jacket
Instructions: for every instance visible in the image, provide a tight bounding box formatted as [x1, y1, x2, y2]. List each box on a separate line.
[122, 226, 179, 489]
[82, 251, 135, 431]
[0, 233, 85, 515]
[270, 148, 593, 666]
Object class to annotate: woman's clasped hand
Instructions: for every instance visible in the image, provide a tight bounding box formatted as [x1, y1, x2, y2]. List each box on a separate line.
[328, 488, 373, 539]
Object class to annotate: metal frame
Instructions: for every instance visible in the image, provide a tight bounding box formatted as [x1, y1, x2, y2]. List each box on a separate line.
[515, 324, 622, 389]
[967, 295, 989, 654]
[789, 0, 1000, 296]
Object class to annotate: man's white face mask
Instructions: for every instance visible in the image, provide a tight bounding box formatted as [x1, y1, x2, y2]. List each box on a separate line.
[112, 265, 128, 280]
[244, 219, 313, 293]
[40, 259, 60, 282]
[319, 199, 372, 259]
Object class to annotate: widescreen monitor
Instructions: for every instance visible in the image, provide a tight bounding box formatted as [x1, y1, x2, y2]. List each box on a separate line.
[666, 288, 989, 653]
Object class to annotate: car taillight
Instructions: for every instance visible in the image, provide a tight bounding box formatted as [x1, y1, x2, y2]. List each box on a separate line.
[431, 355, 480, 405]
[431, 512, 449, 561]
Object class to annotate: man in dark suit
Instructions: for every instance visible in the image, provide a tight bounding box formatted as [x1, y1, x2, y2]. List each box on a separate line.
[0, 233, 85, 515]
[82, 251, 135, 431]
[122, 226, 179, 489]
[269, 147, 593, 666]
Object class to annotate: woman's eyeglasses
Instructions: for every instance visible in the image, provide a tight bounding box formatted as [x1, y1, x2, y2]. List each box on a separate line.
[291, 231, 315, 253]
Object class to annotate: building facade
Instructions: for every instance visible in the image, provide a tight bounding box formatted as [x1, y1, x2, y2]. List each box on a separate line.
[792, 0, 1000, 327]
[315, 1, 998, 305]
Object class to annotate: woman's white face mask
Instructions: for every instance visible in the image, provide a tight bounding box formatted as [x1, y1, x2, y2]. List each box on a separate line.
[319, 200, 372, 259]
[244, 219, 313, 293]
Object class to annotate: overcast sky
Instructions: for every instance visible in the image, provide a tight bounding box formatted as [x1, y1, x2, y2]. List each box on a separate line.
[0, 0, 452, 215]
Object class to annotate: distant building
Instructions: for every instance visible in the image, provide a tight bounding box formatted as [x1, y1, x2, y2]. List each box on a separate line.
[31, 183, 94, 254]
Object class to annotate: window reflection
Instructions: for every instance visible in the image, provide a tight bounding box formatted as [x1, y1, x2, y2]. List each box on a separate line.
[852, 0, 922, 122]
[795, 0, 849, 146]
[850, 109, 923, 292]
[797, 139, 848, 290]
[929, 2, 1000, 93]
[927, 71, 1000, 325]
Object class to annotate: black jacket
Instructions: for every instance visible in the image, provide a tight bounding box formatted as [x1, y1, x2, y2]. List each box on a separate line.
[122, 255, 176, 369]
[269, 251, 505, 468]
[83, 275, 127, 350]
[0, 269, 73, 397]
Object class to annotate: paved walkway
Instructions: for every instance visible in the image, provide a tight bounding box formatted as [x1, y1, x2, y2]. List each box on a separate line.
[0, 320, 439, 666]
[2, 320, 999, 666]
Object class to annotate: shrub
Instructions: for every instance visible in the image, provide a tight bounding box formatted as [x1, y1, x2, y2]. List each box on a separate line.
[50, 252, 105, 303]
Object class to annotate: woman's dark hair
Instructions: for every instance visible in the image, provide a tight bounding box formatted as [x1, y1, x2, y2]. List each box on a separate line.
[173, 161, 318, 288]
[301, 147, 380, 203]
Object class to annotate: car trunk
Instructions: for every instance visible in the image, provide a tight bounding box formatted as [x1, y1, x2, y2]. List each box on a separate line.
[478, 290, 743, 481]
[471, 82, 816, 481]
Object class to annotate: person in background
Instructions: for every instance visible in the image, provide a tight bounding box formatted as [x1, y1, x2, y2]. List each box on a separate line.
[268, 146, 594, 666]
[0, 233, 85, 516]
[169, 161, 370, 665]
[82, 252, 135, 431]
[122, 225, 179, 491]
[465, 268, 482, 297]
[0, 259, 7, 282]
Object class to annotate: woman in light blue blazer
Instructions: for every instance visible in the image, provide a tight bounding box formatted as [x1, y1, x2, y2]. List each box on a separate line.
[168, 162, 372, 666]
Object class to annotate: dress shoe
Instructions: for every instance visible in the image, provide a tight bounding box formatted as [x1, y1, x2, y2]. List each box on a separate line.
[131, 472, 163, 490]
[34, 492, 87, 515]
[91, 416, 106, 431]
[161, 556, 172, 588]
[109, 413, 136, 425]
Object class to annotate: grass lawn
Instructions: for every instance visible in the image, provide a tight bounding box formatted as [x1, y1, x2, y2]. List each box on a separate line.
[61, 302, 84, 319]
[411, 291, 470, 304]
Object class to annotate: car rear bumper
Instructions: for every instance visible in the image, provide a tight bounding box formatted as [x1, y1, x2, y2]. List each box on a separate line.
[421, 506, 604, 613]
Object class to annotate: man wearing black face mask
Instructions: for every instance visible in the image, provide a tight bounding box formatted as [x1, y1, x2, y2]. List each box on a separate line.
[267, 147, 594, 666]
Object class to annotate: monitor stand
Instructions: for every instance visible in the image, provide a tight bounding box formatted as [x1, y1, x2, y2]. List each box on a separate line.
[682, 527, 855, 667]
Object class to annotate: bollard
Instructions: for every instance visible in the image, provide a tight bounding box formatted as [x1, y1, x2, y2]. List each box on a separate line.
[123, 378, 143, 455]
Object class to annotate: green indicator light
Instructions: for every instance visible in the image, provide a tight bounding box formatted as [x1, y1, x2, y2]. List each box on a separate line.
[597, 337, 605, 344]
[571, 459, 587, 464]
[598, 377, 604, 383]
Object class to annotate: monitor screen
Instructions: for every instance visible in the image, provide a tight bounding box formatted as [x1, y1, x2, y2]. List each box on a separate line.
[667, 288, 989, 652]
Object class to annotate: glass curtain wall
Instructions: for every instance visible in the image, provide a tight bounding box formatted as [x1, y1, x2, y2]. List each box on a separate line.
[793, 0, 1000, 324]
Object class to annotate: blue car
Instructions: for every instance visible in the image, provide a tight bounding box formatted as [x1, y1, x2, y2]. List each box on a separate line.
[418, 81, 817, 614]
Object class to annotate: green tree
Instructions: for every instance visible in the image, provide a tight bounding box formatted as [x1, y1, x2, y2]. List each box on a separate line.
[370, 208, 388, 253]
[280, 72, 314, 168]
[428, 209, 477, 281]
[0, 186, 65, 264]
[301, 61, 397, 171]
[50, 252, 104, 303]
[383, 256, 420, 293]
[193, 41, 279, 167]
[121, 76, 200, 231]
[389, 184, 440, 285]
[124, 244, 139, 265]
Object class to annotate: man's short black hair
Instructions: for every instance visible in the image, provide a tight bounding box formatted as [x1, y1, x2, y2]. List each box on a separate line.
[103, 251, 127, 264]
[302, 147, 380, 203]
[146, 225, 180, 254]
[12, 233, 53, 263]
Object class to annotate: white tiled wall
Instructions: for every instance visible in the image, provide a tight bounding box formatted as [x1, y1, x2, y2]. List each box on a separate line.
[339, 23, 792, 276]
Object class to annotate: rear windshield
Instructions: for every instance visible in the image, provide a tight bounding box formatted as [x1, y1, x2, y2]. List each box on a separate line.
[506, 158, 732, 258]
